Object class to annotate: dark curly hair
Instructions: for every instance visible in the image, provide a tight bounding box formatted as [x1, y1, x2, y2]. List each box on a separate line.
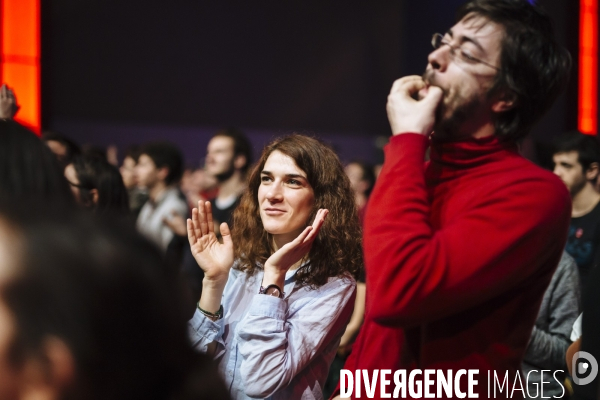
[232, 134, 362, 287]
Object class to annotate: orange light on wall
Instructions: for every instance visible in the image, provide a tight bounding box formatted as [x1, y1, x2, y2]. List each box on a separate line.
[579, 0, 598, 135]
[0, 0, 41, 134]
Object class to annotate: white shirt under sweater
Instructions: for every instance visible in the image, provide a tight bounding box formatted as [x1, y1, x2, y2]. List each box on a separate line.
[136, 187, 188, 252]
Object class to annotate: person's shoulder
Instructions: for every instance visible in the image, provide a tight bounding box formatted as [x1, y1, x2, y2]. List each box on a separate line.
[556, 251, 579, 279]
[323, 272, 356, 291]
[496, 156, 569, 199]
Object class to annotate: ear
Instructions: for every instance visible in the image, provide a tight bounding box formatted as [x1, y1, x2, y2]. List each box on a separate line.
[586, 162, 599, 181]
[89, 189, 99, 205]
[20, 337, 75, 400]
[233, 155, 247, 171]
[491, 91, 516, 113]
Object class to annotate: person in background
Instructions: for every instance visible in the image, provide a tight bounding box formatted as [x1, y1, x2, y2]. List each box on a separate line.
[0, 83, 19, 120]
[344, 161, 375, 225]
[64, 154, 130, 217]
[552, 131, 600, 294]
[42, 132, 82, 171]
[120, 145, 149, 217]
[522, 252, 581, 399]
[0, 120, 73, 210]
[135, 142, 188, 253]
[205, 128, 253, 235]
[181, 167, 218, 211]
[0, 206, 229, 400]
[188, 134, 361, 399]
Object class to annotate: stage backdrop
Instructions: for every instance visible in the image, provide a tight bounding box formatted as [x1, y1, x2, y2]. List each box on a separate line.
[40, 0, 581, 166]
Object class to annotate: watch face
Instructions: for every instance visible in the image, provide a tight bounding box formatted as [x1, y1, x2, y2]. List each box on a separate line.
[265, 287, 281, 297]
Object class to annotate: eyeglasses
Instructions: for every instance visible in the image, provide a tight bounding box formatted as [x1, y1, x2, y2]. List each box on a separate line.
[431, 33, 500, 71]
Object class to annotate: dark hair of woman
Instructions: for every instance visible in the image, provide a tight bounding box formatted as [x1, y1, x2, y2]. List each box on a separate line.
[70, 155, 130, 216]
[0, 208, 229, 400]
[0, 120, 73, 208]
[232, 134, 362, 287]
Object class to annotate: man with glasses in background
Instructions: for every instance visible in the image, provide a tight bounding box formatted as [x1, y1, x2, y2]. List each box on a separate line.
[332, 0, 572, 398]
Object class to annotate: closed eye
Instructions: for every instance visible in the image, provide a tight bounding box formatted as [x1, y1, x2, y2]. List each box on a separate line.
[460, 50, 477, 62]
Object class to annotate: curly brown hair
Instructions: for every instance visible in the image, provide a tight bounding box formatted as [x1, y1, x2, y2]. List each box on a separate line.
[231, 134, 362, 287]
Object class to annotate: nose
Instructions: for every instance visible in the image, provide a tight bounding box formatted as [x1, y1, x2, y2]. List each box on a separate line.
[266, 182, 283, 203]
[552, 165, 562, 177]
[427, 44, 450, 73]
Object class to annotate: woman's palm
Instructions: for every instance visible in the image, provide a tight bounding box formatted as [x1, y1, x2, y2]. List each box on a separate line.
[187, 201, 234, 282]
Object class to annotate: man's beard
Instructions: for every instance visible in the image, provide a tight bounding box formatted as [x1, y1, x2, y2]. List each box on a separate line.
[422, 70, 484, 141]
[568, 174, 588, 197]
[214, 159, 236, 182]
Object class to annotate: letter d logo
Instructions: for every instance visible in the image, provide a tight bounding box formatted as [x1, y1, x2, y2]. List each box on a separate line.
[572, 351, 598, 386]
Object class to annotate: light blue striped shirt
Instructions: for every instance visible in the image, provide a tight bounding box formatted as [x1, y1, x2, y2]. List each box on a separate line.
[188, 264, 356, 399]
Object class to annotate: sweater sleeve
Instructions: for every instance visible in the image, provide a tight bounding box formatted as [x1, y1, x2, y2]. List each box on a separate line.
[365, 134, 571, 327]
[523, 253, 581, 369]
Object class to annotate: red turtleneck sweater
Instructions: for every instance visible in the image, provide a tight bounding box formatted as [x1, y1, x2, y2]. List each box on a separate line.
[336, 134, 571, 399]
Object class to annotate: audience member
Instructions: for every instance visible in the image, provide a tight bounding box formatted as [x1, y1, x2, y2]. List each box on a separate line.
[120, 146, 149, 217]
[135, 142, 188, 252]
[64, 154, 130, 216]
[335, 0, 571, 397]
[205, 128, 252, 235]
[522, 251, 581, 398]
[0, 206, 229, 400]
[552, 131, 600, 292]
[42, 132, 82, 170]
[0, 120, 73, 209]
[188, 134, 361, 399]
[344, 161, 375, 225]
[0, 83, 19, 120]
[181, 167, 218, 210]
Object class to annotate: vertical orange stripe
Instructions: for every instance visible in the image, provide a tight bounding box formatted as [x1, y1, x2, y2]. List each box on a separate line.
[0, 0, 41, 134]
[579, 0, 598, 135]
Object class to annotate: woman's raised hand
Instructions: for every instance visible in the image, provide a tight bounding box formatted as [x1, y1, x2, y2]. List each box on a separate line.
[265, 209, 329, 274]
[187, 201, 234, 286]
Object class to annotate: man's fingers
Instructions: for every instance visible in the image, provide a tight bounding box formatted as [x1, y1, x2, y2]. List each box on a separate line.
[390, 76, 426, 98]
[162, 216, 173, 229]
[423, 85, 444, 106]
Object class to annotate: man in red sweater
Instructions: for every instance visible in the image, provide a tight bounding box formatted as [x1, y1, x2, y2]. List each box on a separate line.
[333, 1, 572, 399]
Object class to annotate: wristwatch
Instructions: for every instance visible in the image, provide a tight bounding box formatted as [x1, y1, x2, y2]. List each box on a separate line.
[259, 284, 284, 299]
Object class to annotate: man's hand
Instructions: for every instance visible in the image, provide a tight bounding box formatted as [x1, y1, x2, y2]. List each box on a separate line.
[386, 76, 443, 136]
[0, 84, 20, 119]
[163, 210, 187, 237]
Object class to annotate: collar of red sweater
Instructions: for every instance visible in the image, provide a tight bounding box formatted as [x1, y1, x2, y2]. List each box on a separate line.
[429, 133, 518, 170]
